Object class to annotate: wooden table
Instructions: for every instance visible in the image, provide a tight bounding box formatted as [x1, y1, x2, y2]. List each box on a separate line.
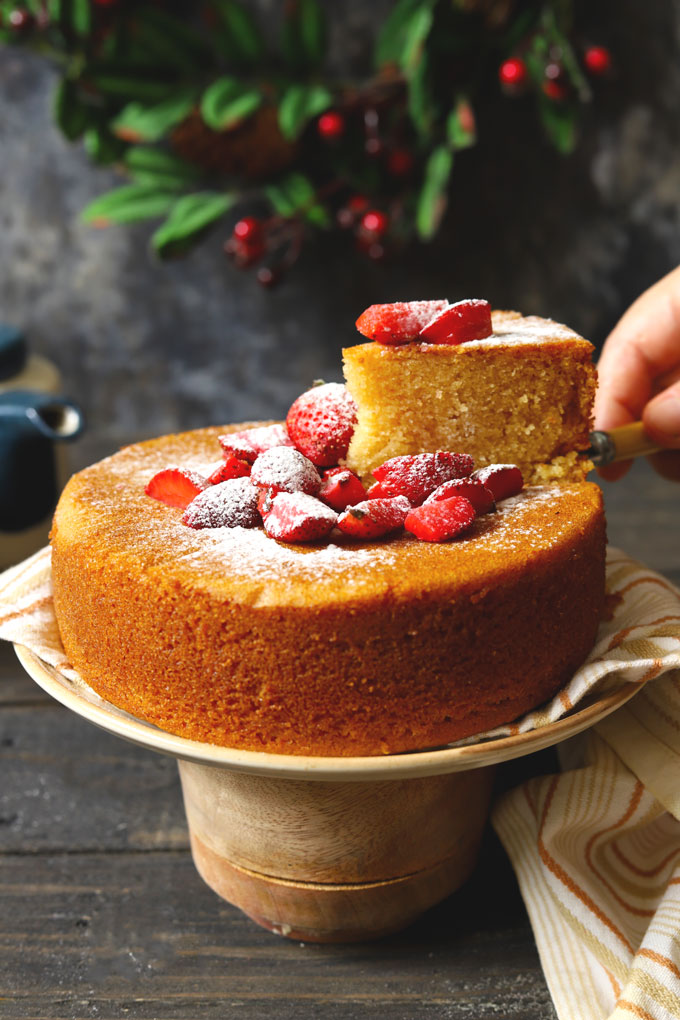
[1, 461, 677, 1020]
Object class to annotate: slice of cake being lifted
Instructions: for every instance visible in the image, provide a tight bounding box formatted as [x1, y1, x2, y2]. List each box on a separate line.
[343, 303, 597, 485]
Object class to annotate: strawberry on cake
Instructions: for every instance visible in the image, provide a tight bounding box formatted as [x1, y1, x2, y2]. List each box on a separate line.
[50, 299, 606, 757]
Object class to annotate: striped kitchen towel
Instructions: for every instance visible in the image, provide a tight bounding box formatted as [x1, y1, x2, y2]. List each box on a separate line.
[2, 545, 680, 1019]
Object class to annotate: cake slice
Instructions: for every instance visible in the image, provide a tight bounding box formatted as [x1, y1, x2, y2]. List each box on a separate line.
[343, 309, 597, 484]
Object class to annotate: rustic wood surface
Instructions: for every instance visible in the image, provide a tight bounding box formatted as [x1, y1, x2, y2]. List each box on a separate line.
[1, 460, 677, 1020]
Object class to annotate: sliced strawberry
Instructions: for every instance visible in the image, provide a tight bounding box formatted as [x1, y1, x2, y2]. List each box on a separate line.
[257, 488, 275, 519]
[355, 300, 449, 345]
[404, 495, 476, 542]
[263, 492, 338, 543]
[419, 299, 492, 345]
[372, 451, 474, 505]
[250, 446, 321, 496]
[472, 464, 523, 502]
[336, 495, 411, 540]
[365, 480, 390, 499]
[182, 478, 260, 529]
[208, 453, 251, 484]
[218, 423, 293, 463]
[286, 382, 357, 467]
[318, 467, 366, 512]
[424, 477, 496, 515]
[145, 467, 208, 509]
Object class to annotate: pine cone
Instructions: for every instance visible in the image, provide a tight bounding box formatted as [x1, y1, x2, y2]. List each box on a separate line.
[170, 105, 296, 180]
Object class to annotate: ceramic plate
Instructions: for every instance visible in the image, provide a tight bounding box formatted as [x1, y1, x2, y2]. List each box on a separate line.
[16, 644, 640, 781]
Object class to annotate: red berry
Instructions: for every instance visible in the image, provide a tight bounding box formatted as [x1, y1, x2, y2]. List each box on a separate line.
[372, 451, 474, 505]
[224, 237, 265, 267]
[424, 478, 496, 515]
[317, 110, 345, 140]
[355, 300, 449, 345]
[386, 148, 413, 176]
[419, 298, 492, 345]
[405, 495, 476, 542]
[8, 8, 33, 29]
[337, 496, 412, 540]
[499, 57, 527, 89]
[208, 453, 251, 484]
[219, 424, 294, 464]
[257, 488, 275, 519]
[233, 217, 262, 242]
[263, 492, 338, 543]
[347, 194, 370, 213]
[318, 467, 366, 512]
[286, 382, 357, 467]
[257, 266, 281, 288]
[584, 45, 611, 75]
[145, 468, 208, 509]
[360, 210, 389, 236]
[542, 79, 568, 101]
[250, 446, 321, 496]
[472, 464, 523, 502]
[182, 478, 260, 529]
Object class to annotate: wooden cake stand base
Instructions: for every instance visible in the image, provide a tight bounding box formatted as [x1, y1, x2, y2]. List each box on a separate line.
[15, 645, 639, 943]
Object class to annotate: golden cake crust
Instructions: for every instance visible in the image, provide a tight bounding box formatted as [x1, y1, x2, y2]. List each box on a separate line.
[51, 424, 606, 757]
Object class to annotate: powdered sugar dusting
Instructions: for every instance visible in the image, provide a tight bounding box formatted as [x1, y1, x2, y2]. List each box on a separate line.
[250, 446, 321, 494]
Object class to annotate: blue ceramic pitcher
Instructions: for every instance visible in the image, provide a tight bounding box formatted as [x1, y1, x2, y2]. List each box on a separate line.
[0, 389, 84, 531]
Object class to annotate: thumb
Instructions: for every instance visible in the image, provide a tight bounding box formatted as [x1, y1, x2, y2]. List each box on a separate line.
[643, 378, 680, 448]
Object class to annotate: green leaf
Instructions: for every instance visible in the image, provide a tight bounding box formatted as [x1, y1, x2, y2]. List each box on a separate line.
[416, 145, 453, 240]
[446, 97, 476, 151]
[265, 172, 329, 227]
[53, 79, 91, 142]
[200, 78, 262, 131]
[124, 146, 200, 187]
[407, 54, 436, 138]
[400, 5, 434, 73]
[277, 84, 332, 141]
[132, 6, 208, 73]
[152, 191, 237, 257]
[212, 0, 264, 65]
[538, 96, 577, 154]
[70, 0, 91, 37]
[281, 0, 327, 70]
[375, 0, 435, 69]
[111, 91, 197, 143]
[81, 184, 179, 227]
[83, 127, 126, 166]
[91, 74, 179, 103]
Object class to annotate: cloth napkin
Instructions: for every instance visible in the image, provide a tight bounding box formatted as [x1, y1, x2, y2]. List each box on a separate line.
[2, 545, 680, 1019]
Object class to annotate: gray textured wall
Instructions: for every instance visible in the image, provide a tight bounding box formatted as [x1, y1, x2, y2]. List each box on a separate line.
[1, 0, 680, 469]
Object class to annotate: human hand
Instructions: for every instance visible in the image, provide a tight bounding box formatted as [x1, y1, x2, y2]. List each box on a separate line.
[593, 265, 680, 481]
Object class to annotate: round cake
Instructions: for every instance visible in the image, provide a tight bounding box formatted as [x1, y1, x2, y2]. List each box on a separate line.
[51, 423, 606, 757]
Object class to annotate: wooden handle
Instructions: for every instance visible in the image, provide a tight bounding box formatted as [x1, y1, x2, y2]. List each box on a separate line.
[608, 422, 662, 462]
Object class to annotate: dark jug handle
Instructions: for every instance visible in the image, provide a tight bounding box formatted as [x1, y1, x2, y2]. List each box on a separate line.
[0, 393, 84, 532]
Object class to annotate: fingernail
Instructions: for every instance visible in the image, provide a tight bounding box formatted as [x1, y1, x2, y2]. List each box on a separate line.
[647, 395, 680, 439]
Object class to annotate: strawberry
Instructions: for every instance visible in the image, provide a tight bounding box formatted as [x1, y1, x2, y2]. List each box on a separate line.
[286, 382, 357, 466]
[145, 467, 208, 509]
[372, 451, 474, 505]
[182, 478, 260, 529]
[318, 467, 366, 511]
[419, 299, 492, 345]
[263, 492, 338, 543]
[257, 488, 275, 519]
[355, 300, 449, 345]
[472, 464, 523, 502]
[208, 453, 251, 484]
[250, 446, 321, 495]
[218, 424, 293, 464]
[336, 495, 411, 539]
[424, 477, 496, 515]
[404, 495, 476, 542]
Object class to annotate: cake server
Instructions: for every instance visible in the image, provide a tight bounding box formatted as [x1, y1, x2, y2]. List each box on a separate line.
[587, 422, 663, 466]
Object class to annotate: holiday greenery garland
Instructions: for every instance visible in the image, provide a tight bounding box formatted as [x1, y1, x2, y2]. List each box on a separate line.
[1, 0, 612, 285]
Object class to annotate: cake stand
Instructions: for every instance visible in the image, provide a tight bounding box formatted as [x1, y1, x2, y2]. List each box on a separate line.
[16, 645, 640, 943]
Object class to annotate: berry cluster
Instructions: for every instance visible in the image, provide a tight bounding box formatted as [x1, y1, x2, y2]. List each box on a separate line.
[499, 43, 612, 104]
[145, 298, 523, 545]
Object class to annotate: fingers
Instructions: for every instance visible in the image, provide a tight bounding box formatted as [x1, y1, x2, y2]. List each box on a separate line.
[594, 265, 680, 432]
[596, 460, 633, 483]
[645, 450, 680, 482]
